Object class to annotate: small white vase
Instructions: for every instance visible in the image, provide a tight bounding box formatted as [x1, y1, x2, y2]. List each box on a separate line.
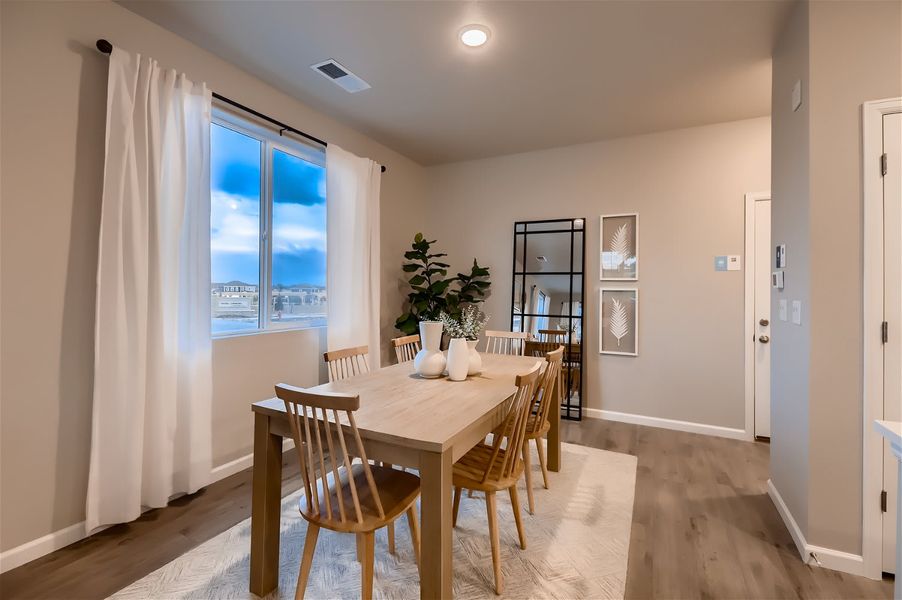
[446, 338, 470, 381]
[414, 321, 446, 378]
[466, 340, 482, 375]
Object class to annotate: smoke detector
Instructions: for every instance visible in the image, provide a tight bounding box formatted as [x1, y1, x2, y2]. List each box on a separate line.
[310, 59, 371, 93]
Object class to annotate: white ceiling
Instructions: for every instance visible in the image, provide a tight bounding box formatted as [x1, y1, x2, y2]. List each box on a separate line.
[119, 0, 791, 165]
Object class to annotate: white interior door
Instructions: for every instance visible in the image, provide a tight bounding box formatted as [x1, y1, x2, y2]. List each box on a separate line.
[754, 198, 772, 438]
[882, 111, 900, 574]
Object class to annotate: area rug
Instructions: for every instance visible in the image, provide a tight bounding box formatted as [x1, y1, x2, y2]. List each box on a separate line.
[110, 442, 637, 599]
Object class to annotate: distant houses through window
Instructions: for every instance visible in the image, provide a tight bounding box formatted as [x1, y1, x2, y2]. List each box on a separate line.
[211, 110, 327, 335]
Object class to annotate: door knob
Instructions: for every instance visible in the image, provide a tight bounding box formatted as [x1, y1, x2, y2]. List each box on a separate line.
[759, 318, 770, 326]
[758, 335, 770, 343]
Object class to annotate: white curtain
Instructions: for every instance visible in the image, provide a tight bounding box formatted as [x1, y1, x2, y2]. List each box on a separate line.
[86, 48, 213, 533]
[325, 145, 382, 367]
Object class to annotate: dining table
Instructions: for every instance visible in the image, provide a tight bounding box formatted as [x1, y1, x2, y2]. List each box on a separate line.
[248, 352, 563, 599]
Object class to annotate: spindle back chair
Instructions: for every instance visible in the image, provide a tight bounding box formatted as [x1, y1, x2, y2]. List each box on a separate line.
[483, 330, 528, 356]
[391, 334, 421, 364]
[323, 345, 370, 382]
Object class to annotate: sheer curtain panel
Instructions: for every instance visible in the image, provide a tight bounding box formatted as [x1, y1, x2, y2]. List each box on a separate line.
[86, 48, 213, 533]
[325, 145, 382, 368]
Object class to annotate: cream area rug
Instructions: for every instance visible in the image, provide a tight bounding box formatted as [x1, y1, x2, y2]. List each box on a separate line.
[110, 443, 637, 600]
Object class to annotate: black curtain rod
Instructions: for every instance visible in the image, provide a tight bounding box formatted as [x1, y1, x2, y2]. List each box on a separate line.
[95, 39, 386, 173]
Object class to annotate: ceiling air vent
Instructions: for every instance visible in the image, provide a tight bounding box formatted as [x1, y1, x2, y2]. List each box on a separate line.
[310, 59, 371, 93]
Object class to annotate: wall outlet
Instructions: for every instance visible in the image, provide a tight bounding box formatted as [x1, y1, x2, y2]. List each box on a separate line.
[791, 300, 802, 325]
[779, 299, 788, 322]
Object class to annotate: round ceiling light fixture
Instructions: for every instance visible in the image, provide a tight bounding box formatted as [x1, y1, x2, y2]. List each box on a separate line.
[459, 24, 490, 48]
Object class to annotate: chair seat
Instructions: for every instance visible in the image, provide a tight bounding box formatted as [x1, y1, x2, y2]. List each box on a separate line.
[452, 443, 523, 492]
[525, 414, 551, 439]
[300, 464, 420, 533]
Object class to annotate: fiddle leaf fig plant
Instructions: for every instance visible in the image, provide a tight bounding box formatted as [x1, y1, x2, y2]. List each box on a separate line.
[394, 233, 491, 335]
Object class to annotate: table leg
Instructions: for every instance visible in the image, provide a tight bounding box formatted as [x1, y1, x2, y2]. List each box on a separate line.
[419, 449, 453, 599]
[547, 371, 562, 472]
[249, 412, 283, 596]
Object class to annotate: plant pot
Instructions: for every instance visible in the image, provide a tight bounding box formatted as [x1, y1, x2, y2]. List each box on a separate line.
[414, 321, 446, 378]
[466, 340, 482, 375]
[446, 338, 470, 381]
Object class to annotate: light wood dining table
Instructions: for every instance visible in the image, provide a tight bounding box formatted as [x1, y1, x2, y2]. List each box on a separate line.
[248, 352, 563, 599]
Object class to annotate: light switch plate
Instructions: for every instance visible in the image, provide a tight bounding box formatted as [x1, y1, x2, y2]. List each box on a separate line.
[779, 299, 788, 322]
[791, 300, 802, 325]
[792, 80, 802, 112]
[772, 270, 785, 289]
[727, 255, 741, 271]
[776, 244, 786, 268]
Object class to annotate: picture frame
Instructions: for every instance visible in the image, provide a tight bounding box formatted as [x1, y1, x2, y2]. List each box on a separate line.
[600, 287, 638, 356]
[600, 213, 639, 280]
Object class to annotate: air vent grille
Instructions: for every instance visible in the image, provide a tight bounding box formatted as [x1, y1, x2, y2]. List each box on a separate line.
[317, 62, 348, 80]
[310, 59, 371, 93]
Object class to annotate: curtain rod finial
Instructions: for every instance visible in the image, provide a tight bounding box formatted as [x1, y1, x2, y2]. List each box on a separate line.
[96, 39, 113, 54]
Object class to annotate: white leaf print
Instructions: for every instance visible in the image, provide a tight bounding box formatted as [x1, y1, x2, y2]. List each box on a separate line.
[609, 298, 630, 346]
[610, 223, 632, 270]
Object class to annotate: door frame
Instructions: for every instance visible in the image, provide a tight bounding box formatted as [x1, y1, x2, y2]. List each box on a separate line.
[862, 97, 902, 580]
[744, 191, 771, 442]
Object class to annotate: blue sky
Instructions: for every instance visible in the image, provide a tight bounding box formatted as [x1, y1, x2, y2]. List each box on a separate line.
[211, 124, 326, 287]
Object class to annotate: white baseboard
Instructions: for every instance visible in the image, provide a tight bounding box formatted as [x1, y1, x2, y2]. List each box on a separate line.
[0, 439, 295, 574]
[767, 479, 865, 577]
[584, 408, 751, 441]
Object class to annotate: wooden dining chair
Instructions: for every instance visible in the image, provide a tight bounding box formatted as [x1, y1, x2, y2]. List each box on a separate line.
[323, 345, 370, 382]
[483, 330, 528, 356]
[450, 364, 541, 595]
[275, 384, 422, 600]
[521, 346, 564, 514]
[391, 334, 421, 364]
[537, 329, 568, 343]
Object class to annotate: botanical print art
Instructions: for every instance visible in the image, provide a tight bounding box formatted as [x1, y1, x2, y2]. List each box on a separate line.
[600, 288, 638, 356]
[600, 214, 638, 280]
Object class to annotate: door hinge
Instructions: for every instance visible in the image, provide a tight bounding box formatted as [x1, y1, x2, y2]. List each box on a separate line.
[882, 321, 889, 344]
[881, 153, 888, 177]
[881, 490, 887, 512]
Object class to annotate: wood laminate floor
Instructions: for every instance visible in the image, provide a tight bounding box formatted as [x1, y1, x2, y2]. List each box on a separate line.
[0, 419, 894, 599]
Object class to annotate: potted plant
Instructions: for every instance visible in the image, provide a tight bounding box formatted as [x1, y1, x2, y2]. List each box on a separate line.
[440, 306, 489, 379]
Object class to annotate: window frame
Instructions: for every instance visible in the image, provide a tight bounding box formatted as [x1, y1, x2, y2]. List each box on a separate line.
[212, 106, 327, 338]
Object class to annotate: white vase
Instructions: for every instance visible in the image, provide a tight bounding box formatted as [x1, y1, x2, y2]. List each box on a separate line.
[414, 321, 446, 378]
[446, 338, 470, 381]
[466, 340, 482, 375]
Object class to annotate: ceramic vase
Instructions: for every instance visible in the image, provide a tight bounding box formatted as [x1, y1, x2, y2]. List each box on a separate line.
[414, 321, 446, 378]
[446, 338, 470, 381]
[466, 340, 482, 375]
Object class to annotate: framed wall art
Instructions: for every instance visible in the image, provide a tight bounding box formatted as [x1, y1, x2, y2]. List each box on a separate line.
[600, 213, 638, 280]
[600, 287, 638, 356]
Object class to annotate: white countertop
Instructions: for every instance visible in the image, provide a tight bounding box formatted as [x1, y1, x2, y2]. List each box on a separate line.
[875, 420, 902, 448]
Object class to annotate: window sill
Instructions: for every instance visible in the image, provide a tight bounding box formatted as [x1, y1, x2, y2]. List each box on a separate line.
[212, 324, 327, 341]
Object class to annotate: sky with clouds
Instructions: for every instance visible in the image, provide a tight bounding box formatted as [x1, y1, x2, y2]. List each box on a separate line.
[211, 124, 326, 288]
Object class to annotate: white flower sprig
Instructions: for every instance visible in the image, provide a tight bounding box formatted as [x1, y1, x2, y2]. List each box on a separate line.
[439, 305, 489, 341]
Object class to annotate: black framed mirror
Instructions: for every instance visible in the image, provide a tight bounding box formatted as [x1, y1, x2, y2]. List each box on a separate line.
[511, 218, 586, 420]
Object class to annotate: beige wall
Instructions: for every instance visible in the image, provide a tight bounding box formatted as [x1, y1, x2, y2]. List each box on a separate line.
[770, 0, 902, 555]
[0, 0, 427, 552]
[807, 0, 901, 553]
[424, 117, 771, 427]
[769, 0, 811, 542]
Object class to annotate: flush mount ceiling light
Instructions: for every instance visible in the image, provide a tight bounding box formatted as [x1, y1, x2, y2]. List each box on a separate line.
[459, 24, 490, 48]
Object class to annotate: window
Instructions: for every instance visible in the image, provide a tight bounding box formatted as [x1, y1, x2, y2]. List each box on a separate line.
[211, 111, 327, 335]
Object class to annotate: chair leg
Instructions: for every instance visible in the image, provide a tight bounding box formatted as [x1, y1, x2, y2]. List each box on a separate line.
[407, 504, 421, 574]
[361, 531, 375, 600]
[356, 533, 364, 563]
[295, 524, 320, 600]
[536, 437, 549, 489]
[485, 491, 503, 595]
[452, 486, 463, 527]
[384, 463, 396, 554]
[508, 486, 527, 550]
[522, 441, 535, 515]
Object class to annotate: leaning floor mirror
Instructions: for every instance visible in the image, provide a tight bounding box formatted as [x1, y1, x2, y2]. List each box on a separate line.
[511, 218, 586, 420]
